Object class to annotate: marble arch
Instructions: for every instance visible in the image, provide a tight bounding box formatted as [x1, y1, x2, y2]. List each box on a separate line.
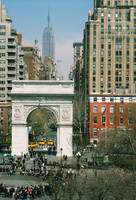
[11, 80, 74, 157]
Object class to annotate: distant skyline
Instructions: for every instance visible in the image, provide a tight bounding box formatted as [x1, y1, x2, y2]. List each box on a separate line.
[3, 0, 94, 79]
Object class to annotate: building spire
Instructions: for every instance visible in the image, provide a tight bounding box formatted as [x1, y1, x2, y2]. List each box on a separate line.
[48, 8, 50, 27]
[0, 0, 2, 22]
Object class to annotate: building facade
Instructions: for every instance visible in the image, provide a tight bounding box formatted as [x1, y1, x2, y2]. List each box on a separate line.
[22, 41, 42, 80]
[40, 57, 56, 80]
[0, 0, 26, 139]
[73, 42, 83, 95]
[90, 94, 136, 144]
[85, 0, 136, 94]
[83, 0, 136, 143]
[42, 11, 55, 62]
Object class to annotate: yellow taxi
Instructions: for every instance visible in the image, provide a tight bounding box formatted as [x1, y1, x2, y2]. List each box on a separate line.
[39, 141, 45, 145]
[48, 140, 54, 146]
[28, 142, 38, 148]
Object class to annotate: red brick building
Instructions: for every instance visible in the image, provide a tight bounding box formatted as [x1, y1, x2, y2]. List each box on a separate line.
[0, 103, 11, 142]
[90, 94, 136, 144]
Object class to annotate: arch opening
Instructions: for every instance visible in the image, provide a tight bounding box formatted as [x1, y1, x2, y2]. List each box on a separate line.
[27, 107, 57, 155]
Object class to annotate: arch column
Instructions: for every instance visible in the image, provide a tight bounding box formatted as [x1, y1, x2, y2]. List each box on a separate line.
[57, 124, 73, 157]
[12, 123, 28, 156]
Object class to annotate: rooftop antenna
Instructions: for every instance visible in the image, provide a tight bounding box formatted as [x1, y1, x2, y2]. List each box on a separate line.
[0, 0, 2, 22]
[48, 8, 50, 27]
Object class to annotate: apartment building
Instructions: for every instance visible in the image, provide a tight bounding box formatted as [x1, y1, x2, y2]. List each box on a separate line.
[0, 0, 26, 139]
[83, 0, 136, 142]
[22, 41, 41, 80]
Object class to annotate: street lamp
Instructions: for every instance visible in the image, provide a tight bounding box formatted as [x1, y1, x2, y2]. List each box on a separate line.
[60, 148, 63, 167]
[76, 151, 81, 174]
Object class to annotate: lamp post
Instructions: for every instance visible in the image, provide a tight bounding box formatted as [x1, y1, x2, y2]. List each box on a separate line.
[60, 148, 63, 167]
[76, 151, 81, 174]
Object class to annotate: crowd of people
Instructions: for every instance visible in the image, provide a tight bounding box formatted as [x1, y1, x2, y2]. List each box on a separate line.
[0, 183, 58, 199]
[0, 152, 80, 199]
[0, 167, 77, 200]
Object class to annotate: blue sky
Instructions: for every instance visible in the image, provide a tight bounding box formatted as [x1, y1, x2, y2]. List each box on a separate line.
[3, 0, 94, 79]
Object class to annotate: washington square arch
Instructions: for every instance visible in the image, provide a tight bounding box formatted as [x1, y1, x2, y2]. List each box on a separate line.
[11, 80, 74, 157]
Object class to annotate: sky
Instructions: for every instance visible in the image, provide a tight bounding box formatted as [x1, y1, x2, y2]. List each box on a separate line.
[3, 0, 94, 79]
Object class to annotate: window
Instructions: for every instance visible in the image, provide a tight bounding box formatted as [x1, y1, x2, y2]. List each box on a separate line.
[0, 60, 5, 64]
[93, 106, 97, 113]
[0, 81, 5, 84]
[101, 12, 104, 17]
[110, 106, 114, 113]
[126, 1, 128, 6]
[94, 97, 97, 102]
[0, 39, 5, 43]
[0, 25, 6, 29]
[0, 46, 5, 49]
[100, 64, 104, 68]
[93, 64, 96, 69]
[120, 97, 124, 103]
[101, 106, 106, 114]
[93, 128, 98, 137]
[0, 32, 6, 35]
[102, 97, 105, 102]
[0, 74, 5, 78]
[93, 70, 96, 75]
[93, 116, 97, 124]
[93, 83, 96, 88]
[130, 1, 133, 6]
[110, 117, 114, 125]
[128, 106, 132, 113]
[110, 97, 114, 102]
[126, 25, 129, 30]
[102, 116, 106, 125]
[129, 117, 133, 124]
[93, 57, 96, 62]
[101, 18, 104, 23]
[108, 71, 111, 75]
[0, 68, 5, 71]
[119, 106, 124, 113]
[120, 117, 123, 125]
[108, 1, 110, 6]
[93, 25, 96, 30]
[0, 88, 5, 91]
[129, 97, 132, 102]
[108, 25, 111, 31]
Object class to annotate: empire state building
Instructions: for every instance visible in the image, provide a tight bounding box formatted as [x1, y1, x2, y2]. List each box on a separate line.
[42, 11, 55, 62]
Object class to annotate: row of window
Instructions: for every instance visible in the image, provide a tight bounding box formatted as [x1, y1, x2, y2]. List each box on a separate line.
[93, 115, 130, 125]
[0, 32, 6, 36]
[92, 116, 133, 137]
[93, 64, 130, 69]
[0, 39, 5, 43]
[0, 26, 6, 29]
[93, 97, 131, 102]
[100, 25, 130, 31]
[93, 105, 132, 113]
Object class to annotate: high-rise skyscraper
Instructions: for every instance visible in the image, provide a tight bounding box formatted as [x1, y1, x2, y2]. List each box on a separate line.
[42, 10, 55, 62]
[82, 0, 136, 143]
[84, 0, 136, 94]
[0, 0, 26, 138]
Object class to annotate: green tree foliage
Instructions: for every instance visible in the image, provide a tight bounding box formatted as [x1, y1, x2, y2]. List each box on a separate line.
[73, 93, 87, 150]
[27, 108, 56, 140]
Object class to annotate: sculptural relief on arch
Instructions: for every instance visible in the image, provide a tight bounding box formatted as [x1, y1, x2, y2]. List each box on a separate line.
[11, 80, 74, 157]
